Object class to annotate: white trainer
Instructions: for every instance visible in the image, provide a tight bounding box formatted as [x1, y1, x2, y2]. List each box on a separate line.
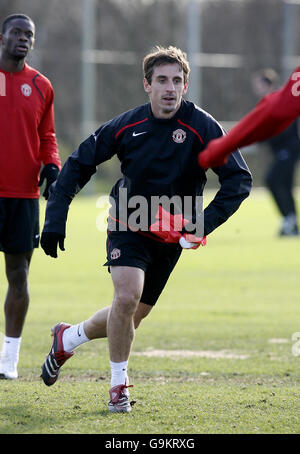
[0, 355, 18, 379]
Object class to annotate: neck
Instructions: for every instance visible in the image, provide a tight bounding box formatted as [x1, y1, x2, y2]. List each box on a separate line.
[0, 54, 26, 73]
[151, 100, 182, 120]
[152, 106, 179, 120]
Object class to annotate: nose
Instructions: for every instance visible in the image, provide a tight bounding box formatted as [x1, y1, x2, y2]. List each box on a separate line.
[18, 32, 29, 42]
[166, 80, 176, 92]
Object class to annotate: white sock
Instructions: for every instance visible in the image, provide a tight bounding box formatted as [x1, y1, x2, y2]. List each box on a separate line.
[62, 322, 90, 352]
[1, 336, 21, 363]
[110, 360, 129, 388]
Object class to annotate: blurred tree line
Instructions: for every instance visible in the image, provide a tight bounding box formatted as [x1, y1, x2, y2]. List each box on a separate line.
[1, 0, 300, 189]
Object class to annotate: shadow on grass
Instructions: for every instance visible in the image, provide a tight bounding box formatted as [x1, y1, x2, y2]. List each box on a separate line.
[0, 404, 134, 434]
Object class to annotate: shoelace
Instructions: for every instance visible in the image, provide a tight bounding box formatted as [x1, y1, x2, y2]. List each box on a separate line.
[53, 350, 70, 364]
[111, 384, 133, 403]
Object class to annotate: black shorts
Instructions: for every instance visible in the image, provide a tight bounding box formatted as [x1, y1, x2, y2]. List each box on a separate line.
[0, 198, 40, 254]
[104, 230, 182, 306]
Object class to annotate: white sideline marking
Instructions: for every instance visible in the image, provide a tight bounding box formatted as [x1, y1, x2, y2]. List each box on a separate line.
[132, 349, 249, 359]
[268, 338, 289, 344]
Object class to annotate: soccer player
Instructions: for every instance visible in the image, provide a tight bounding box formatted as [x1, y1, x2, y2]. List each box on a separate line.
[0, 14, 61, 380]
[198, 66, 300, 171]
[40, 46, 252, 412]
[251, 69, 300, 236]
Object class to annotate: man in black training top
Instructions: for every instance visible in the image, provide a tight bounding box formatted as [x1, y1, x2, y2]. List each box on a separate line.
[40, 46, 252, 413]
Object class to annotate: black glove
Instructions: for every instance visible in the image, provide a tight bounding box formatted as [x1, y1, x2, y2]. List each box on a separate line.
[41, 231, 65, 258]
[38, 164, 59, 200]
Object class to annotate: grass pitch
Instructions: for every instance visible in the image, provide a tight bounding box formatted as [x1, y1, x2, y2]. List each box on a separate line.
[0, 188, 300, 434]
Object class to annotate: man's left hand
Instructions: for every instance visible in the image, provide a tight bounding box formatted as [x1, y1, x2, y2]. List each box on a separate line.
[41, 231, 65, 258]
[180, 233, 207, 249]
[38, 164, 59, 200]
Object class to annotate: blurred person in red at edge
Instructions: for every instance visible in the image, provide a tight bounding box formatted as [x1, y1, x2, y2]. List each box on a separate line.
[251, 69, 300, 236]
[199, 65, 300, 235]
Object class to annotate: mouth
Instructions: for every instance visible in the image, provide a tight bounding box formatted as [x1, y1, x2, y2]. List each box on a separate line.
[162, 96, 176, 102]
[15, 45, 28, 53]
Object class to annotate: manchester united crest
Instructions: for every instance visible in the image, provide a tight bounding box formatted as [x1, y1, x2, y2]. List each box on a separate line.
[111, 248, 121, 260]
[172, 128, 186, 143]
[21, 84, 32, 97]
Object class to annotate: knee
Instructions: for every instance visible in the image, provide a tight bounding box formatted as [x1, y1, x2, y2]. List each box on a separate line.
[113, 290, 141, 316]
[6, 266, 28, 295]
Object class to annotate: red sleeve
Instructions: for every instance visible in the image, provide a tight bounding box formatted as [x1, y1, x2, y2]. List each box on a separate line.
[38, 84, 61, 169]
[199, 66, 300, 168]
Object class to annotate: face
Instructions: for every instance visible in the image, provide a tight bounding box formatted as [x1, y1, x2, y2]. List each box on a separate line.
[144, 63, 188, 119]
[251, 76, 273, 98]
[0, 18, 35, 61]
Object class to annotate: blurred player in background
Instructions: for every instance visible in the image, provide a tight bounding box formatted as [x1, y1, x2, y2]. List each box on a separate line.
[0, 14, 61, 380]
[251, 69, 300, 236]
[40, 46, 252, 413]
[198, 65, 300, 186]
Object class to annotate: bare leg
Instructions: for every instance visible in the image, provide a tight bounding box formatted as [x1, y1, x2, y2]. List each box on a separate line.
[41, 266, 153, 392]
[107, 266, 145, 363]
[4, 252, 33, 337]
[83, 306, 111, 339]
[133, 302, 153, 329]
[83, 302, 153, 339]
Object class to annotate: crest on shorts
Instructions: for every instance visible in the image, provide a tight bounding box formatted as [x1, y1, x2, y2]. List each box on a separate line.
[172, 128, 186, 143]
[21, 84, 32, 97]
[111, 248, 121, 260]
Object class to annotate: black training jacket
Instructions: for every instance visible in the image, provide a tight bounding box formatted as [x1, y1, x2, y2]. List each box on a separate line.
[43, 100, 252, 238]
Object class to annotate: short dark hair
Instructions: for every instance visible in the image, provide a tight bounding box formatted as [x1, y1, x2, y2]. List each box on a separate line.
[2, 14, 34, 34]
[143, 46, 190, 85]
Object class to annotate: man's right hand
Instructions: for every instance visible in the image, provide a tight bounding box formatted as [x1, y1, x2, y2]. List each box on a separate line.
[41, 232, 65, 258]
[198, 138, 229, 169]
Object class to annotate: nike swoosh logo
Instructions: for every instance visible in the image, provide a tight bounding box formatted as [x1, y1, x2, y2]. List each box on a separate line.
[77, 325, 81, 337]
[132, 131, 147, 137]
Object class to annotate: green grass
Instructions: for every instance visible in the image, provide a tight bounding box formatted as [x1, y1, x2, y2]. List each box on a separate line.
[0, 188, 300, 434]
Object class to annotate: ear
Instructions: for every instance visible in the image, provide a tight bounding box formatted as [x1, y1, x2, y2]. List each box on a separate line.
[143, 77, 151, 94]
[183, 81, 188, 96]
